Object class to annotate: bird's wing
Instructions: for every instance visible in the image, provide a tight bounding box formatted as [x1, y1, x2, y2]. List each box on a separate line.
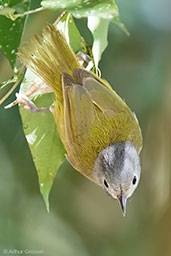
[82, 76, 127, 116]
[73, 68, 127, 116]
[62, 73, 95, 144]
[81, 73, 142, 153]
[62, 71, 142, 157]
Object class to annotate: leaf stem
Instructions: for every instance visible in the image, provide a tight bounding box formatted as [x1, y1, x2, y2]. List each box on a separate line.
[0, 79, 19, 105]
[14, 7, 44, 19]
[0, 67, 26, 105]
[53, 11, 66, 26]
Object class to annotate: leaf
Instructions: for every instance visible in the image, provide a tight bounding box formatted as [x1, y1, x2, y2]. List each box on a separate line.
[0, 0, 29, 68]
[41, 0, 126, 30]
[41, 0, 129, 67]
[41, 0, 116, 18]
[88, 16, 109, 68]
[112, 16, 129, 36]
[18, 13, 87, 210]
[19, 69, 66, 211]
[88, 15, 129, 68]
[56, 12, 86, 53]
[0, 7, 16, 19]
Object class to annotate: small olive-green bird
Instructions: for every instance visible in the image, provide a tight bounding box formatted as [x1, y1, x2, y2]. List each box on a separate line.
[18, 24, 142, 215]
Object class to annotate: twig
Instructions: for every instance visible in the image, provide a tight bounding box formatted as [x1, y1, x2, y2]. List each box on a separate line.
[14, 7, 44, 19]
[53, 11, 66, 26]
[0, 79, 19, 105]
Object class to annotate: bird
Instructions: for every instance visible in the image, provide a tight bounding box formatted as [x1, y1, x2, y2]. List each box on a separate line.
[18, 24, 142, 215]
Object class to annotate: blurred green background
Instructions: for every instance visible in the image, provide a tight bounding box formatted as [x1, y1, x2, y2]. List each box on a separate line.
[0, 0, 171, 255]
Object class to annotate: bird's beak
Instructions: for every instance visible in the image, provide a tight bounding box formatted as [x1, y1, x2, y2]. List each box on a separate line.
[117, 194, 127, 216]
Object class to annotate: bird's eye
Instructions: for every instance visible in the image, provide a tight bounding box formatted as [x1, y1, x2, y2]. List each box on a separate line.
[132, 176, 137, 185]
[104, 179, 109, 188]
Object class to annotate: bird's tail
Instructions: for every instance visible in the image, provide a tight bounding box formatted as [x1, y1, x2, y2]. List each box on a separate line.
[18, 24, 80, 101]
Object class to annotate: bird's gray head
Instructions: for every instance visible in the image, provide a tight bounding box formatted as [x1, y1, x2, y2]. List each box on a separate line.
[93, 141, 141, 216]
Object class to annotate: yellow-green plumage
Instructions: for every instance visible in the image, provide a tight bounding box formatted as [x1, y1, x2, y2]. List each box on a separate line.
[18, 24, 142, 181]
[18, 25, 80, 147]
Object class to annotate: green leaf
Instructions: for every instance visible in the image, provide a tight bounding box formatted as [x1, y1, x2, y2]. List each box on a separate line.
[0, 7, 16, 19]
[19, 69, 66, 211]
[41, 0, 127, 29]
[41, 0, 115, 18]
[18, 14, 87, 211]
[0, 0, 29, 68]
[41, 0, 129, 67]
[112, 16, 129, 36]
[88, 17, 109, 68]
[56, 12, 86, 53]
